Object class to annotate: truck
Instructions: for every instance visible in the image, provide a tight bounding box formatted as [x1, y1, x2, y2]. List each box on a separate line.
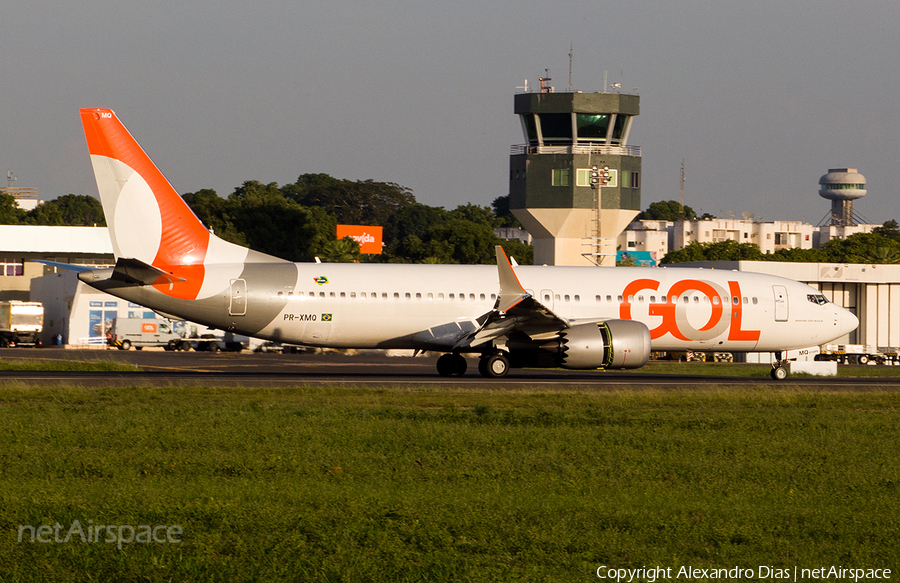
[109, 318, 186, 351]
[816, 344, 900, 366]
[0, 301, 44, 347]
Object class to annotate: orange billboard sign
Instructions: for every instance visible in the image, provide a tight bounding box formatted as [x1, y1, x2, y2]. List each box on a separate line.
[336, 225, 383, 255]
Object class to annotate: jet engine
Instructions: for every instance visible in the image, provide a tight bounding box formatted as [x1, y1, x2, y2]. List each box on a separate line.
[556, 320, 651, 370]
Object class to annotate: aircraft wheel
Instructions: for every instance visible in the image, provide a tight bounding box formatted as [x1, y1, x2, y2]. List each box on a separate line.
[479, 353, 510, 378]
[770, 366, 788, 381]
[120, 340, 131, 350]
[436, 353, 466, 377]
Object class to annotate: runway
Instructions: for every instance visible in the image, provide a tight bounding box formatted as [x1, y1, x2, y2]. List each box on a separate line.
[3, 347, 900, 389]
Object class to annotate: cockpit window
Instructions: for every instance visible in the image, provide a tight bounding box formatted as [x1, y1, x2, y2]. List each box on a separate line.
[807, 294, 828, 305]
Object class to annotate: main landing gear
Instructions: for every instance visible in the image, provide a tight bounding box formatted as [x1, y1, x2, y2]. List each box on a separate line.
[478, 352, 510, 378]
[436, 353, 467, 377]
[436, 352, 511, 378]
[770, 351, 790, 381]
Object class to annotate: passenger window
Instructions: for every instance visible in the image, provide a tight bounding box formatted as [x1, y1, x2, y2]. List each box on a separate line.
[393, 292, 399, 299]
[469, 293, 475, 300]
[405, 293, 411, 299]
[596, 295, 602, 302]
[350, 292, 356, 299]
[427, 293, 433, 300]
[564, 294, 570, 302]
[416, 293, 422, 299]
[574, 295, 580, 302]
[752, 297, 758, 305]
[449, 293, 455, 300]
[438, 293, 444, 300]
[480, 293, 486, 300]
[340, 292, 346, 298]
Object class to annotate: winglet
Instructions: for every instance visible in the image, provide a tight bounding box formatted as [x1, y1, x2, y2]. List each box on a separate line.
[495, 245, 529, 313]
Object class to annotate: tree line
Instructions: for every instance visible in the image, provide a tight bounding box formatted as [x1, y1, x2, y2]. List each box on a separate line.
[0, 175, 531, 264]
[10, 187, 897, 266]
[181, 175, 531, 264]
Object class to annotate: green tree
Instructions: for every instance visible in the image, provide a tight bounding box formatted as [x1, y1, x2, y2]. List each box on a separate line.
[448, 203, 496, 226]
[283, 174, 415, 226]
[183, 189, 247, 245]
[491, 195, 523, 228]
[660, 240, 763, 264]
[820, 232, 900, 264]
[26, 194, 106, 226]
[873, 220, 900, 242]
[637, 200, 697, 221]
[382, 203, 449, 260]
[319, 237, 361, 263]
[0, 193, 26, 224]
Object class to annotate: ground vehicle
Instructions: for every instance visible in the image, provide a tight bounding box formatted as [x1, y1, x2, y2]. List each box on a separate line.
[109, 318, 184, 350]
[0, 301, 44, 347]
[817, 344, 900, 365]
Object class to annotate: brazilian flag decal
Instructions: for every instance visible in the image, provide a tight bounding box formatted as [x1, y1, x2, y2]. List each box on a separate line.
[321, 313, 333, 322]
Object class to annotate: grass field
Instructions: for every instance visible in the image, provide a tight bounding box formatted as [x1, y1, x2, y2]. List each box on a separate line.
[1, 383, 898, 582]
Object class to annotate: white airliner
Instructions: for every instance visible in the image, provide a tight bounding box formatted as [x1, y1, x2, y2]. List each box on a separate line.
[73, 108, 858, 380]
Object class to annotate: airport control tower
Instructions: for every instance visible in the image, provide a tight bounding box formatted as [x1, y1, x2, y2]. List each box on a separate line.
[818, 167, 866, 226]
[509, 79, 641, 266]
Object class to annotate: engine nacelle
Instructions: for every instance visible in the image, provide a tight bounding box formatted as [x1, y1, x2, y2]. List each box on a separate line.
[557, 320, 651, 370]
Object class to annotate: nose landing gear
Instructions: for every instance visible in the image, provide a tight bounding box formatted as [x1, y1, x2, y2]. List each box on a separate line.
[770, 351, 790, 380]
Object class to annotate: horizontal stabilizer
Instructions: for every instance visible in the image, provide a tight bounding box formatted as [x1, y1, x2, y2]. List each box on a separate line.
[110, 258, 187, 286]
[30, 260, 95, 273]
[76, 257, 186, 288]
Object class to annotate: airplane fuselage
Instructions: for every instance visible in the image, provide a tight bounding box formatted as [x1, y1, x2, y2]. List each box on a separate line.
[92, 261, 854, 354]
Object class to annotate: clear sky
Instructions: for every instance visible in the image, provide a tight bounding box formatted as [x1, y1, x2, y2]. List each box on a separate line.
[2, 1, 898, 225]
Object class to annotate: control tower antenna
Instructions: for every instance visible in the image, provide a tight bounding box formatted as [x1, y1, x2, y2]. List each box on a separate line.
[568, 43, 573, 92]
[679, 160, 685, 218]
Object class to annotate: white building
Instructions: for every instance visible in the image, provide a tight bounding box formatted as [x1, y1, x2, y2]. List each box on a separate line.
[619, 218, 874, 258]
[0, 225, 113, 301]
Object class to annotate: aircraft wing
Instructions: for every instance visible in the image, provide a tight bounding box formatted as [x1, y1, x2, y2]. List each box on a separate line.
[454, 246, 569, 350]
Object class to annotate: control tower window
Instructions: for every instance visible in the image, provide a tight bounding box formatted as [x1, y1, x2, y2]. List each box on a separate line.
[539, 113, 572, 143]
[612, 115, 630, 141]
[523, 114, 538, 143]
[576, 113, 610, 140]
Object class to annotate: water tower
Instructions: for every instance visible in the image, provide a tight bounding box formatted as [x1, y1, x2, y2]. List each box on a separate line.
[818, 168, 866, 226]
[509, 79, 641, 266]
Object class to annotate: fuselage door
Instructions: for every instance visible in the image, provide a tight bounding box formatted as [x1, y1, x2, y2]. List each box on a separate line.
[230, 278, 247, 316]
[773, 285, 788, 322]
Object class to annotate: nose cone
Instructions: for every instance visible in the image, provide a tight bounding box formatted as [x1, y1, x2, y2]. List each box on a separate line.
[839, 307, 859, 338]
